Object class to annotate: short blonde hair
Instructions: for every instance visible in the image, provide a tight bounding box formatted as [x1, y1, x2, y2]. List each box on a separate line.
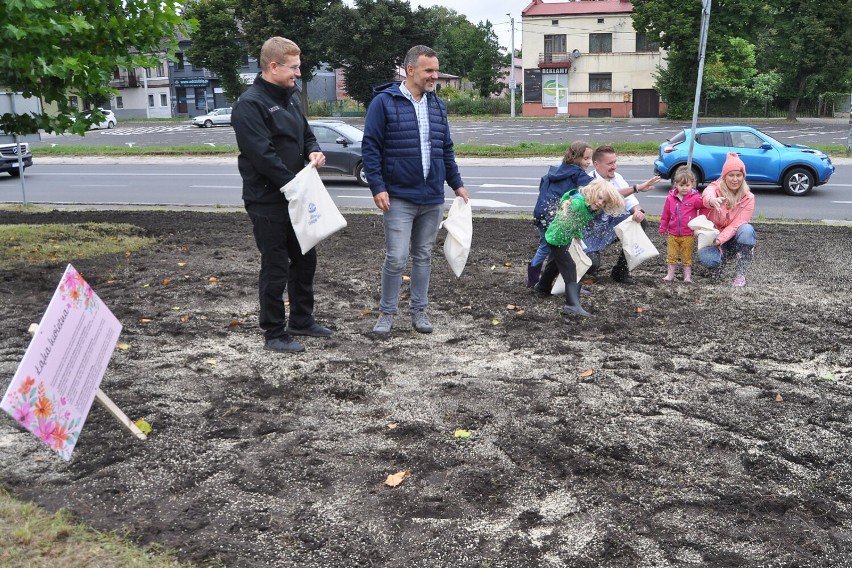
[260, 37, 301, 71]
[581, 178, 624, 215]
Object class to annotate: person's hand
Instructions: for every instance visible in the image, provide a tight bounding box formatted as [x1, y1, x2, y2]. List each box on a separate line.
[631, 207, 646, 222]
[708, 195, 725, 210]
[454, 186, 469, 203]
[713, 238, 721, 247]
[638, 175, 661, 192]
[373, 191, 390, 212]
[308, 151, 326, 168]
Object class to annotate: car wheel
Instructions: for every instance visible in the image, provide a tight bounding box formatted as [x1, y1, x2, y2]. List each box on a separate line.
[8, 168, 21, 177]
[355, 162, 368, 187]
[782, 167, 814, 196]
[671, 163, 702, 186]
[107, 121, 115, 129]
[204, 119, 213, 128]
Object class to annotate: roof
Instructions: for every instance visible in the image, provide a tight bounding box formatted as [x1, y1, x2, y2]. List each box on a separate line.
[522, 0, 634, 17]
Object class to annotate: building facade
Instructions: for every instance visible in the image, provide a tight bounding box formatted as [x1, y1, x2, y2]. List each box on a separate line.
[521, 0, 666, 118]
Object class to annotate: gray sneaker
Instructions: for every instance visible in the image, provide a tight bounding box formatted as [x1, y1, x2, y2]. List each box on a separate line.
[411, 310, 433, 334]
[373, 312, 394, 336]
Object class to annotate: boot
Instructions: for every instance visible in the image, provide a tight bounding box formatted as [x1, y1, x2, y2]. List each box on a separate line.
[663, 265, 676, 282]
[534, 258, 559, 297]
[525, 262, 542, 288]
[611, 251, 634, 284]
[682, 266, 693, 283]
[562, 282, 591, 317]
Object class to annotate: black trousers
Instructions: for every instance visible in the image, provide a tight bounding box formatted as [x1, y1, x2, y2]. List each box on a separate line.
[549, 244, 577, 302]
[247, 206, 317, 340]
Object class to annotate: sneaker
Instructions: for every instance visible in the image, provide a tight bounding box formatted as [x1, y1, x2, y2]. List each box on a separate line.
[286, 322, 333, 338]
[373, 313, 394, 336]
[411, 310, 433, 334]
[732, 275, 746, 288]
[263, 336, 305, 353]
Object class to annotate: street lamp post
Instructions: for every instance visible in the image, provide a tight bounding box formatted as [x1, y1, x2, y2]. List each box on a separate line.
[507, 13, 516, 118]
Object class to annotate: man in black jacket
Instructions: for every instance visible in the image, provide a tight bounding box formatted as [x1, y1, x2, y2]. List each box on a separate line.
[232, 36, 331, 354]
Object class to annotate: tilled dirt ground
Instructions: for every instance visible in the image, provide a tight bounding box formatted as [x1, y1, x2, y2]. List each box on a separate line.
[1, 209, 851, 567]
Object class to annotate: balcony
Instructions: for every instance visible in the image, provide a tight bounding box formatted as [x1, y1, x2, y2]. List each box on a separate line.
[538, 52, 573, 69]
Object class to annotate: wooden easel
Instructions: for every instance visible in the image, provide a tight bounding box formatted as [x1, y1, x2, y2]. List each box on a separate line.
[28, 324, 147, 441]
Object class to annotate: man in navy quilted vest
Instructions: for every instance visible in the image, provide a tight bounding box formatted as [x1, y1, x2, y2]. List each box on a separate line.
[362, 45, 469, 337]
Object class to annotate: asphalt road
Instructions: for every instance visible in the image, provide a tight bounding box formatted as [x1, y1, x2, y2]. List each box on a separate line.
[4, 159, 851, 221]
[34, 118, 852, 148]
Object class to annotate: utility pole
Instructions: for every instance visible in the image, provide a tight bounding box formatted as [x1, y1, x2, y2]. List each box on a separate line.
[686, 0, 711, 172]
[507, 13, 516, 118]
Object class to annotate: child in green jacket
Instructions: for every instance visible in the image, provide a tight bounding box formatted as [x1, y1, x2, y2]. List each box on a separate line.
[543, 178, 624, 317]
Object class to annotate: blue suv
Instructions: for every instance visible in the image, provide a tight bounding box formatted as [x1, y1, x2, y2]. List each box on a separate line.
[654, 126, 834, 196]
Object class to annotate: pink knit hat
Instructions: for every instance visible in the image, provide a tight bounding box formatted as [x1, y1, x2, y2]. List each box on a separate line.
[721, 152, 746, 178]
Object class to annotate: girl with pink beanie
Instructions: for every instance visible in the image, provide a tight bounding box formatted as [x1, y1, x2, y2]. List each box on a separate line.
[697, 152, 756, 287]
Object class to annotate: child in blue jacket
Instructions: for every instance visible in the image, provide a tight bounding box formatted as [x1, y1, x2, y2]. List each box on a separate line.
[526, 141, 593, 287]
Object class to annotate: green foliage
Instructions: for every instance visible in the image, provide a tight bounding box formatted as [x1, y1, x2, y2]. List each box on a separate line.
[317, 0, 436, 106]
[237, 0, 344, 108]
[0, 0, 190, 135]
[183, 0, 247, 104]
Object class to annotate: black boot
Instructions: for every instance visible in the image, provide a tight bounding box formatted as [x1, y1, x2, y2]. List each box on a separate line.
[611, 251, 634, 284]
[562, 282, 591, 317]
[525, 262, 542, 288]
[534, 258, 558, 297]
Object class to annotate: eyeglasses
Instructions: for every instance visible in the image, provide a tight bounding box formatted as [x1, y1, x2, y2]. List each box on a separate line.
[273, 61, 300, 72]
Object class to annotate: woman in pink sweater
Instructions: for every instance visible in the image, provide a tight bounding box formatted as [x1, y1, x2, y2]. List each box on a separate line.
[696, 153, 756, 287]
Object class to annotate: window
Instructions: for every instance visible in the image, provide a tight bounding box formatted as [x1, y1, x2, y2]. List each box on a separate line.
[551, 20, 559, 26]
[156, 62, 165, 77]
[589, 33, 612, 53]
[730, 131, 765, 149]
[175, 52, 185, 71]
[544, 34, 567, 61]
[695, 132, 727, 147]
[312, 126, 339, 144]
[597, 18, 605, 24]
[589, 108, 612, 118]
[112, 68, 121, 80]
[148, 94, 155, 108]
[115, 96, 124, 109]
[194, 88, 207, 110]
[636, 32, 660, 52]
[146, 67, 152, 78]
[160, 93, 168, 107]
[69, 96, 79, 109]
[589, 73, 612, 92]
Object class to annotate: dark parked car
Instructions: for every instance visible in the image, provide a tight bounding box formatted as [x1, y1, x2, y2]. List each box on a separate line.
[654, 125, 835, 196]
[0, 142, 32, 176]
[309, 120, 368, 187]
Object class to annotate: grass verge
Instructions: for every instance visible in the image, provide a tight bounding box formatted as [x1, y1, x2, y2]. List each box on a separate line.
[0, 488, 193, 568]
[0, 222, 153, 271]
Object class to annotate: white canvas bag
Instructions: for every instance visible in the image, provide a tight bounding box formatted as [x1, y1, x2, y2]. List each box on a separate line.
[614, 217, 659, 271]
[281, 164, 348, 254]
[551, 239, 592, 295]
[440, 196, 473, 277]
[688, 214, 720, 250]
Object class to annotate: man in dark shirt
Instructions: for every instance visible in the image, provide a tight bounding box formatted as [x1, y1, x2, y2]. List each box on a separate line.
[232, 36, 331, 353]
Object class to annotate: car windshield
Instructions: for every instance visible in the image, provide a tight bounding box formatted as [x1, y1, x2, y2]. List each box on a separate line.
[330, 123, 363, 142]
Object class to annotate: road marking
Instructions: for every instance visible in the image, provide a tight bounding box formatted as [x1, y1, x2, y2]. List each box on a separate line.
[190, 185, 241, 189]
[831, 201, 852, 204]
[478, 183, 538, 188]
[70, 184, 127, 187]
[476, 190, 538, 196]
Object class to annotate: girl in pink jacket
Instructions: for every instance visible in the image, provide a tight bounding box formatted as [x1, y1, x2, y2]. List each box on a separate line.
[696, 153, 756, 287]
[659, 169, 705, 282]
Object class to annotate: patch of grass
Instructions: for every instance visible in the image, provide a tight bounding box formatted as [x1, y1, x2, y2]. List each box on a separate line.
[0, 222, 154, 270]
[0, 488, 196, 567]
[33, 145, 238, 157]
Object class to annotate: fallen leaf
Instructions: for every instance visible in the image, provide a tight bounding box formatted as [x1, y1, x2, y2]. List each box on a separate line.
[594, 335, 605, 340]
[124, 251, 132, 258]
[177, 262, 187, 267]
[491, 319, 500, 326]
[387, 422, 398, 430]
[516, 309, 525, 315]
[162, 278, 171, 285]
[579, 368, 594, 378]
[504, 262, 512, 267]
[172, 306, 181, 311]
[454, 429, 471, 439]
[490, 264, 496, 271]
[775, 393, 784, 402]
[506, 304, 516, 310]
[821, 372, 835, 381]
[462, 305, 472, 310]
[384, 471, 411, 487]
[139, 318, 152, 324]
[135, 419, 152, 435]
[228, 320, 243, 327]
[205, 359, 217, 366]
[208, 276, 218, 283]
[361, 309, 371, 316]
[180, 315, 190, 322]
[636, 306, 644, 314]
[402, 275, 410, 282]
[116, 343, 130, 351]
[142, 283, 150, 288]
[106, 279, 116, 285]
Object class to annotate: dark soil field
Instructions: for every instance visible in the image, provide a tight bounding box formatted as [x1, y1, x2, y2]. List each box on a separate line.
[1, 209, 851, 567]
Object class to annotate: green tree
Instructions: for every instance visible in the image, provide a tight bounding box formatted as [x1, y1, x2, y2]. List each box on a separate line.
[183, 0, 247, 104]
[318, 0, 435, 106]
[236, 0, 342, 109]
[466, 21, 506, 98]
[0, 0, 188, 135]
[756, 0, 852, 119]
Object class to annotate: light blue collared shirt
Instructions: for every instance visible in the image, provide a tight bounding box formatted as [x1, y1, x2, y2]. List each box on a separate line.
[399, 81, 431, 179]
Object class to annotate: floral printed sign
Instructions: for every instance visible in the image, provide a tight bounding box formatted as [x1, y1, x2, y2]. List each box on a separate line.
[1, 264, 122, 461]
